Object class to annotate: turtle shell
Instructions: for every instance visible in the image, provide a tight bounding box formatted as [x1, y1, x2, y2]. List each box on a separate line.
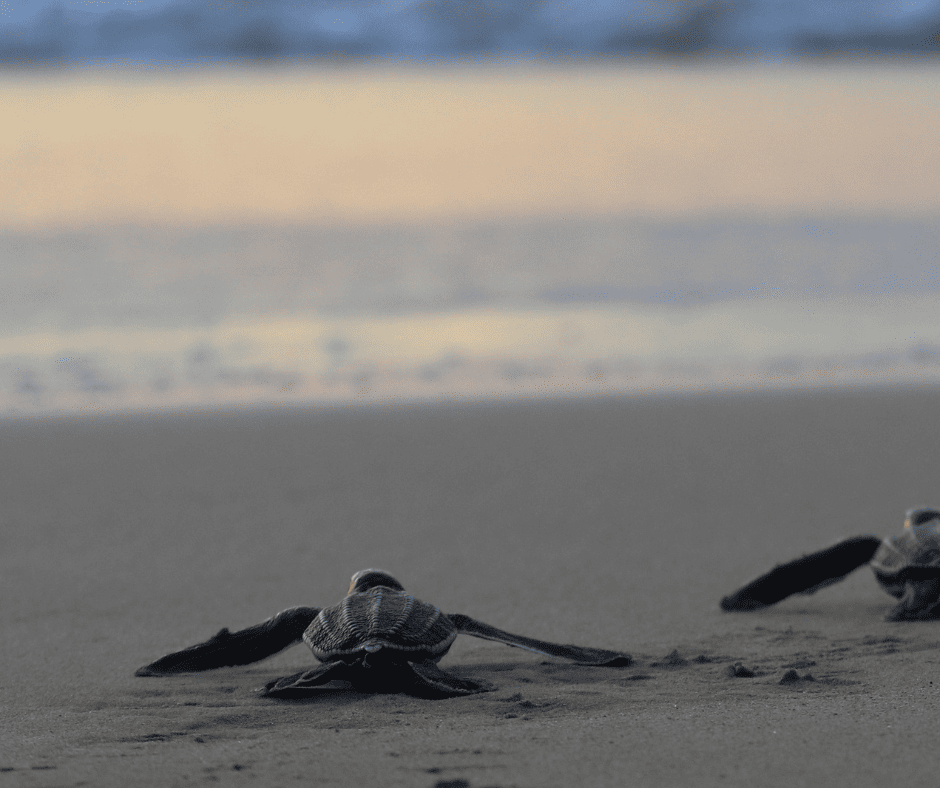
[870, 508, 940, 597]
[303, 586, 458, 663]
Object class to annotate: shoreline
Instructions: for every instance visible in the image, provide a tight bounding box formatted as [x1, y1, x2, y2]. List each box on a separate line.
[5, 375, 940, 424]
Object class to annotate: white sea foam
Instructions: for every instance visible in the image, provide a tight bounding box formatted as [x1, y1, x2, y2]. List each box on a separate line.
[3, 297, 940, 417]
[2, 216, 938, 416]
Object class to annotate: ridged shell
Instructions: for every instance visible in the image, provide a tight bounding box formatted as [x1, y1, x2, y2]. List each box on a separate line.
[304, 587, 458, 662]
[871, 513, 940, 585]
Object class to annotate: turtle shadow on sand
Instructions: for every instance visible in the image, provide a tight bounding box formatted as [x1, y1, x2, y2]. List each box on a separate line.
[721, 508, 940, 621]
[136, 570, 631, 699]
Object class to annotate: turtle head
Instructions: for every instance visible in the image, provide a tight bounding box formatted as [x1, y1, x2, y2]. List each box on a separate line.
[348, 568, 405, 594]
[905, 508, 940, 529]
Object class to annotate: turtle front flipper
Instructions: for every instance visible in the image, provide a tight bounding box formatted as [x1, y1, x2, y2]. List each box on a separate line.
[135, 606, 320, 676]
[720, 536, 882, 611]
[448, 614, 632, 666]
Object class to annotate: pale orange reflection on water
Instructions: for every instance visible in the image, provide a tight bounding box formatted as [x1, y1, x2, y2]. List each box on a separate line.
[3, 64, 939, 229]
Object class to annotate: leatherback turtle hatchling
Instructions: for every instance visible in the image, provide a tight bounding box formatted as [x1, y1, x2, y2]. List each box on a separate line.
[721, 508, 940, 621]
[136, 569, 631, 697]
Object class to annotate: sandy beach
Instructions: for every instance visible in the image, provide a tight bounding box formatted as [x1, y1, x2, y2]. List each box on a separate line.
[3, 385, 940, 786]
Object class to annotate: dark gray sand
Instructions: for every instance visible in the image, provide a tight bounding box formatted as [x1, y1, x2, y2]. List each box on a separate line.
[3, 387, 940, 786]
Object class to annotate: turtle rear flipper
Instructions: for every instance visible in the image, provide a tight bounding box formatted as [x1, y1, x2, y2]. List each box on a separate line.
[263, 658, 490, 698]
[261, 661, 354, 697]
[448, 614, 632, 666]
[408, 660, 492, 696]
[136, 606, 320, 676]
[720, 536, 882, 611]
[885, 578, 940, 621]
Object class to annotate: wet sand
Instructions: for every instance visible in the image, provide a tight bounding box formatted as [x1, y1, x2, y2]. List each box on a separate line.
[3, 385, 940, 786]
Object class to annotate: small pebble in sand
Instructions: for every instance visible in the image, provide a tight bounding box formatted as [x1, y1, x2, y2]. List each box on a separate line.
[779, 669, 816, 684]
[653, 649, 689, 667]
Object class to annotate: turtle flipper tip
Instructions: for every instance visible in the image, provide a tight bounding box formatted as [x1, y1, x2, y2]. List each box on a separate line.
[574, 657, 632, 667]
[134, 658, 198, 676]
[719, 593, 769, 612]
[572, 650, 632, 667]
[134, 655, 191, 676]
[596, 653, 633, 667]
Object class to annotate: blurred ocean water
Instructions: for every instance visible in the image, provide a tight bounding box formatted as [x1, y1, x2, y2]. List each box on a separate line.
[2, 0, 939, 65]
[3, 4, 939, 415]
[3, 215, 940, 415]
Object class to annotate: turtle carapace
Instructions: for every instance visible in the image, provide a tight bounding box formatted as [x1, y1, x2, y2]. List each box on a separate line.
[721, 508, 940, 621]
[136, 569, 631, 697]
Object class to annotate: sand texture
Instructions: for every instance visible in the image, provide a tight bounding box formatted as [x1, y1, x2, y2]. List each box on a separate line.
[3, 387, 940, 786]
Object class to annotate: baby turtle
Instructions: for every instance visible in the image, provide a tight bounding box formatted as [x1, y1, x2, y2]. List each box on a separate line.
[136, 569, 631, 697]
[721, 508, 940, 621]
